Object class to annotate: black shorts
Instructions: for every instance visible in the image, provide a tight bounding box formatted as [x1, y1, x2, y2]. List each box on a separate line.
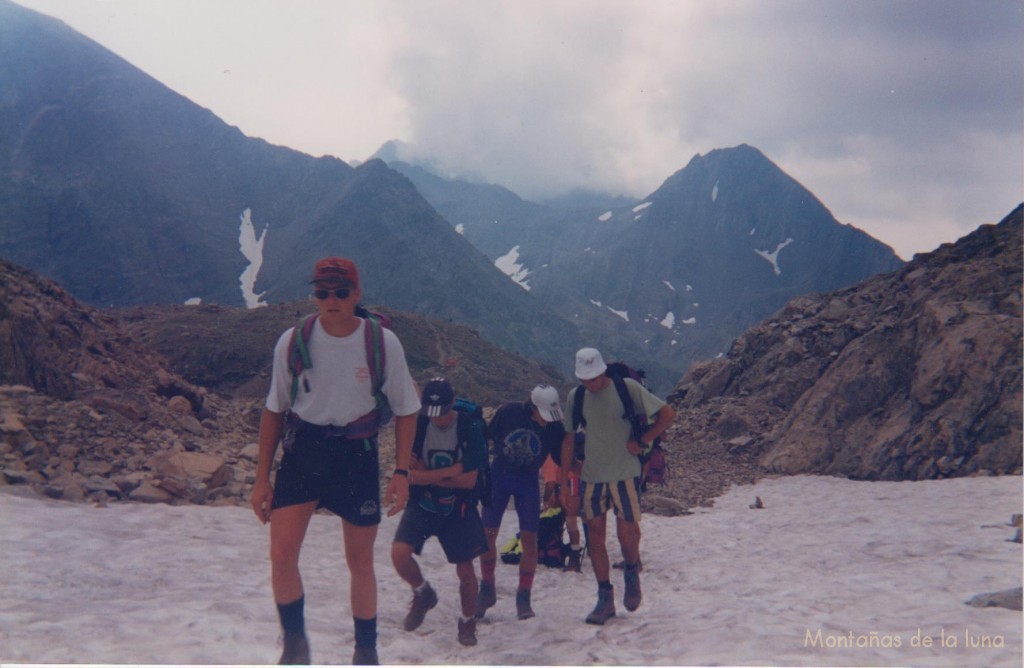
[272, 429, 381, 526]
[393, 496, 489, 564]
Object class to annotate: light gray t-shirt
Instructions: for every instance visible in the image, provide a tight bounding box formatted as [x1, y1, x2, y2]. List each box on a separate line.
[266, 318, 421, 425]
[563, 377, 665, 483]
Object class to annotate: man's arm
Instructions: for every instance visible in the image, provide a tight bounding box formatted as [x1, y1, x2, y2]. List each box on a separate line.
[385, 412, 417, 516]
[409, 461, 464, 486]
[643, 403, 676, 446]
[627, 403, 676, 455]
[558, 431, 575, 509]
[250, 408, 284, 524]
[436, 467, 477, 490]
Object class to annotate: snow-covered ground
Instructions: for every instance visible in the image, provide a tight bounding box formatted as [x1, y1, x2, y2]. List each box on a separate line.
[1, 474, 1020, 666]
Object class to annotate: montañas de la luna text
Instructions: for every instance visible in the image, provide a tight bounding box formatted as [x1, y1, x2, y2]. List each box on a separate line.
[804, 627, 1005, 650]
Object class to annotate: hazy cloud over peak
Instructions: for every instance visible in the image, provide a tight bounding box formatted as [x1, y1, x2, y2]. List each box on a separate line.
[15, 0, 1024, 259]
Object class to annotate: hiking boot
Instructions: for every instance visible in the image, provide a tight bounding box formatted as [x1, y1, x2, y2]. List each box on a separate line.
[515, 589, 535, 620]
[403, 583, 438, 631]
[474, 580, 496, 619]
[457, 617, 478, 646]
[564, 547, 583, 573]
[623, 568, 642, 612]
[352, 645, 379, 665]
[278, 631, 310, 665]
[585, 587, 616, 625]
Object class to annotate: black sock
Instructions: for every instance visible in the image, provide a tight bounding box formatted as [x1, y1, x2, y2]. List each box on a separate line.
[277, 596, 305, 635]
[598, 580, 613, 591]
[624, 561, 639, 572]
[354, 616, 377, 649]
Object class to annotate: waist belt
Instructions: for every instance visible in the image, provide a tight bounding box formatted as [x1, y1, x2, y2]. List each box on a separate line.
[283, 410, 381, 451]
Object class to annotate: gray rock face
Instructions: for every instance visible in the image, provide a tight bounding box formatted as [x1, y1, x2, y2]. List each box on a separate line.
[672, 206, 1022, 481]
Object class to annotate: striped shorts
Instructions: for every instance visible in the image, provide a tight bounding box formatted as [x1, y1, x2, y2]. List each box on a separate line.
[580, 477, 642, 523]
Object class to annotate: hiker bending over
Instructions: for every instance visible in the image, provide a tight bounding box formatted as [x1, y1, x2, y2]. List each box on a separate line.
[249, 257, 421, 665]
[391, 379, 489, 647]
[560, 347, 675, 625]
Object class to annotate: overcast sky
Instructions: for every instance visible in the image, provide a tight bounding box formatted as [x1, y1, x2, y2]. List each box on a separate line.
[16, 0, 1024, 260]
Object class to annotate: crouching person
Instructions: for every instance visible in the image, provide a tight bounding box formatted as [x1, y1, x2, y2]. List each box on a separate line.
[391, 378, 489, 646]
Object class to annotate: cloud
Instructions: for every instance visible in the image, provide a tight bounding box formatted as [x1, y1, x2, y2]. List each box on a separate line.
[375, 0, 1022, 258]
[14, 0, 1024, 259]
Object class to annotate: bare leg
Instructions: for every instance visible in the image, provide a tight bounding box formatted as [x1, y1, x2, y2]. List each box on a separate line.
[616, 516, 640, 565]
[586, 514, 610, 582]
[269, 501, 318, 603]
[518, 530, 538, 582]
[342, 520, 379, 619]
[391, 540, 424, 588]
[456, 560, 479, 617]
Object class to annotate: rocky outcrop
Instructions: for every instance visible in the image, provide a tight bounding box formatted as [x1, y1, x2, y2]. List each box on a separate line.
[672, 206, 1023, 481]
[0, 259, 263, 505]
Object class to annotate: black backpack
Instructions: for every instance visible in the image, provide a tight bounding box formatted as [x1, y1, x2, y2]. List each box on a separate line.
[570, 362, 661, 463]
[412, 397, 491, 508]
[538, 508, 567, 568]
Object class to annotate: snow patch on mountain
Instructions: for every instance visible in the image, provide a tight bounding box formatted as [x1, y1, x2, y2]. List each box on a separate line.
[660, 312, 675, 329]
[712, 180, 719, 202]
[454, 223, 465, 235]
[184, 297, 202, 306]
[664, 280, 676, 291]
[633, 202, 652, 213]
[495, 246, 531, 291]
[755, 238, 794, 276]
[598, 211, 613, 222]
[238, 208, 268, 309]
[608, 307, 629, 322]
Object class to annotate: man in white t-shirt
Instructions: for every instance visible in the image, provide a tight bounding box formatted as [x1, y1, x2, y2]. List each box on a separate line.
[250, 257, 421, 665]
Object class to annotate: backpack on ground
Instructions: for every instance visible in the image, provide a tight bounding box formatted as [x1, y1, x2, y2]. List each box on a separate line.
[412, 397, 492, 509]
[570, 361, 662, 464]
[500, 533, 522, 564]
[538, 507, 567, 568]
[286, 306, 393, 430]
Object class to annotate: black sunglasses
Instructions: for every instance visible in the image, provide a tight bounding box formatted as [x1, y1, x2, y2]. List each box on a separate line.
[312, 287, 351, 300]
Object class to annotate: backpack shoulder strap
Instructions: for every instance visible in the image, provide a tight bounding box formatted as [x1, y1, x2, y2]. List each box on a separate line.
[363, 315, 387, 399]
[572, 384, 586, 430]
[611, 374, 637, 421]
[412, 414, 429, 459]
[287, 314, 319, 403]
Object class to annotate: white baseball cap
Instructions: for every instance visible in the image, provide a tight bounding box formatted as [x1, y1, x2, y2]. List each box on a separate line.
[530, 385, 563, 422]
[574, 347, 607, 380]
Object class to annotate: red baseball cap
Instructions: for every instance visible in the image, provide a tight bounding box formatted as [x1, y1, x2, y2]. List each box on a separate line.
[310, 257, 359, 287]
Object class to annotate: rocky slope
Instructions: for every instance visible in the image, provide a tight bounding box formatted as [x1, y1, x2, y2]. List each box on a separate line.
[2, 206, 1020, 514]
[670, 205, 1023, 482]
[0, 257, 568, 508]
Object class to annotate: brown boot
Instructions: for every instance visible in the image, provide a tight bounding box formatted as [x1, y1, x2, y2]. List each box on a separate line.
[403, 583, 439, 631]
[352, 645, 379, 665]
[585, 587, 616, 625]
[457, 617, 478, 646]
[278, 631, 310, 665]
